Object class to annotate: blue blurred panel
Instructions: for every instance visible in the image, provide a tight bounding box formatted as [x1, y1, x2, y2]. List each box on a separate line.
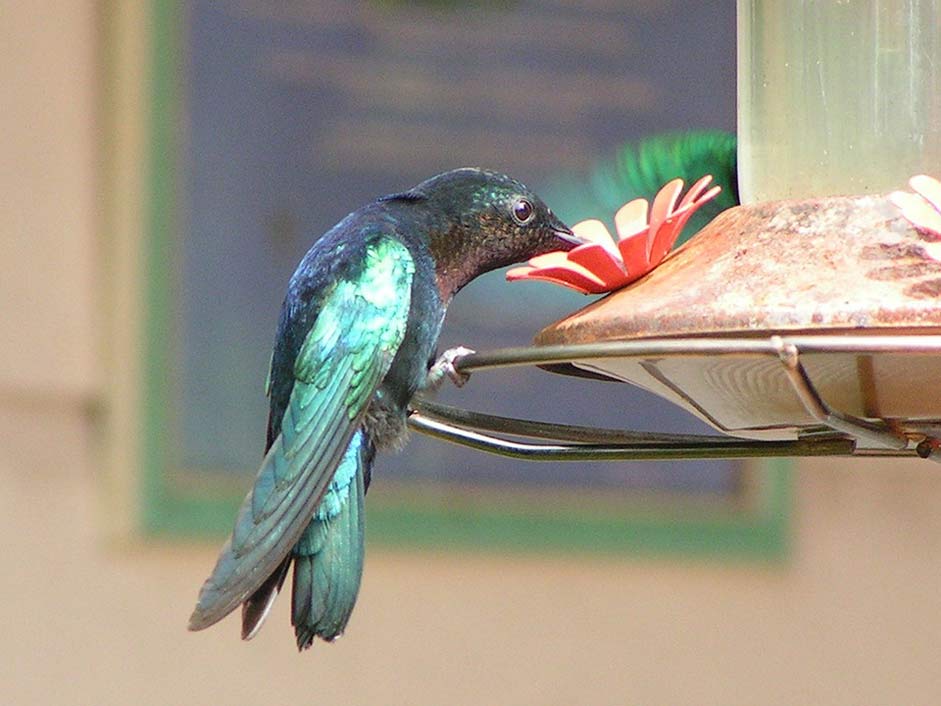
[180, 0, 737, 493]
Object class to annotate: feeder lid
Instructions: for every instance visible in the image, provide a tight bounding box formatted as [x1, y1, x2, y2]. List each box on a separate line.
[533, 194, 941, 442]
[538, 193, 941, 345]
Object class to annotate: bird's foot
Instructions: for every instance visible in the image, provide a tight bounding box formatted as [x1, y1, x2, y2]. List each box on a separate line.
[425, 346, 475, 390]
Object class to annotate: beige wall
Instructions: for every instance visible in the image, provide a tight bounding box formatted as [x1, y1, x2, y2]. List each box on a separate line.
[4, 3, 941, 705]
[3, 449, 941, 706]
[1, 0, 99, 400]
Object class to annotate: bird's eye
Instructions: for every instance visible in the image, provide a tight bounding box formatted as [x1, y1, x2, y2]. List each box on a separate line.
[511, 198, 535, 225]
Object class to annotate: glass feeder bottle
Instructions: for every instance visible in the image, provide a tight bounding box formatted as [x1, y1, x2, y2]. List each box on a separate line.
[738, 0, 941, 204]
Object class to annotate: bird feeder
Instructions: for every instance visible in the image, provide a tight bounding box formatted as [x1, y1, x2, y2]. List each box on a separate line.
[409, 1, 941, 463]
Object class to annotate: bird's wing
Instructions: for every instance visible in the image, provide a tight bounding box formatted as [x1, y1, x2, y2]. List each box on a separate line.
[189, 235, 415, 631]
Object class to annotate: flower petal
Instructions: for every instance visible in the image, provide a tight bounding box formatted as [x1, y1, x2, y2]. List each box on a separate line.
[614, 198, 649, 241]
[506, 264, 536, 280]
[648, 184, 722, 266]
[572, 218, 620, 259]
[507, 174, 723, 295]
[647, 179, 684, 258]
[566, 242, 627, 281]
[910, 175, 941, 215]
[527, 250, 577, 268]
[677, 174, 715, 210]
[507, 271, 604, 295]
[572, 219, 614, 245]
[617, 229, 653, 277]
[507, 260, 611, 294]
[647, 215, 690, 268]
[891, 189, 941, 238]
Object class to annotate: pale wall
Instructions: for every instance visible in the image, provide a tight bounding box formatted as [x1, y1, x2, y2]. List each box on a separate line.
[3, 3, 941, 705]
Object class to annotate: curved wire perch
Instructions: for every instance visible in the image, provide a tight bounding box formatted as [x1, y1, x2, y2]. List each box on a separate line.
[449, 335, 941, 374]
[407, 404, 858, 461]
[407, 334, 941, 462]
[413, 398, 728, 444]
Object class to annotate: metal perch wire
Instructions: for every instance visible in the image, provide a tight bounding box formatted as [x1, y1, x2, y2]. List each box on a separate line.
[408, 334, 941, 464]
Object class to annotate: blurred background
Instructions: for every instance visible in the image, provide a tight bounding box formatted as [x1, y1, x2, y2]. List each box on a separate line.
[4, 1, 941, 704]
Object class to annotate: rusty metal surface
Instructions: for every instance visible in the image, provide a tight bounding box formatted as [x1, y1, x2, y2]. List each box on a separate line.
[536, 194, 941, 346]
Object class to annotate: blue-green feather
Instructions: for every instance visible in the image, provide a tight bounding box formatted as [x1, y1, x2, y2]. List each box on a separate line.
[292, 429, 369, 649]
[190, 168, 577, 650]
[188, 235, 414, 637]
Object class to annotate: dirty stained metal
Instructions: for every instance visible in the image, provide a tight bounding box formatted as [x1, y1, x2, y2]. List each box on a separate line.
[537, 193, 941, 346]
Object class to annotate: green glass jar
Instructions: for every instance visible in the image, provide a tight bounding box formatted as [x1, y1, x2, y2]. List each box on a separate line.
[738, 0, 941, 203]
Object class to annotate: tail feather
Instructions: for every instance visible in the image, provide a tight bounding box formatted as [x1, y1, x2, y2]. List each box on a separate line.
[240, 557, 290, 640]
[291, 431, 369, 650]
[232, 429, 372, 646]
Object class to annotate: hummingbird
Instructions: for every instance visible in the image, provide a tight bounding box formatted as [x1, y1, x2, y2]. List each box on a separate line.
[188, 168, 577, 650]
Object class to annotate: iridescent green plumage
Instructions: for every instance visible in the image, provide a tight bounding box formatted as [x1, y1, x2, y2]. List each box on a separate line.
[291, 428, 368, 647]
[188, 169, 575, 650]
[189, 236, 414, 644]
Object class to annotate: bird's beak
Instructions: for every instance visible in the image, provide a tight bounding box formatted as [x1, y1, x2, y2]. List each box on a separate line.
[545, 208, 580, 248]
[553, 225, 581, 245]
[550, 219, 583, 251]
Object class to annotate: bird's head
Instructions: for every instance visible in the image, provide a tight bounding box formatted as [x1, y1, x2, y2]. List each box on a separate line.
[386, 168, 577, 298]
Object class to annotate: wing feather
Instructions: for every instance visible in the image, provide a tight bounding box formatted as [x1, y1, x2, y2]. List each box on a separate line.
[189, 236, 414, 631]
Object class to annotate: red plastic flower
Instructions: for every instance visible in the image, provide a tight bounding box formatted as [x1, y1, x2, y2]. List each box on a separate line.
[507, 176, 721, 294]
[890, 174, 941, 240]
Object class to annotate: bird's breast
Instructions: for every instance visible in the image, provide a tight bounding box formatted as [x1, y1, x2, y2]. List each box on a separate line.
[363, 391, 410, 451]
[365, 253, 445, 451]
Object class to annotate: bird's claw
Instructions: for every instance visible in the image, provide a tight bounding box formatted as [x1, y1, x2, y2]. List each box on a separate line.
[426, 346, 475, 390]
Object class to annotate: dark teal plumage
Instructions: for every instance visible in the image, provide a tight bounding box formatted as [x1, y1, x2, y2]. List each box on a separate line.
[189, 168, 575, 650]
[190, 232, 415, 648]
[291, 429, 369, 647]
[545, 131, 739, 244]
